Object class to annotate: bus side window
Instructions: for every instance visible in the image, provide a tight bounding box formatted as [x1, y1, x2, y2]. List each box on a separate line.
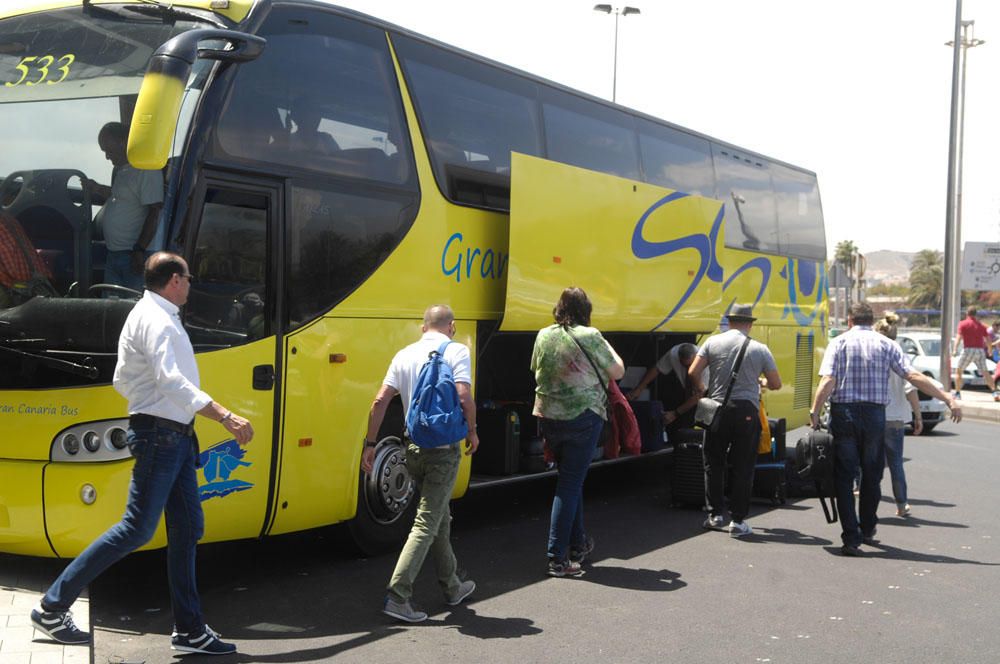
[185, 188, 269, 348]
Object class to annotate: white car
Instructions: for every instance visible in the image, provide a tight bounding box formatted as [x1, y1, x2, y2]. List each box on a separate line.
[896, 330, 996, 389]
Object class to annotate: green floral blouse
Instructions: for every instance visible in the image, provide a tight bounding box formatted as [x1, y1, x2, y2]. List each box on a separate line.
[531, 324, 615, 421]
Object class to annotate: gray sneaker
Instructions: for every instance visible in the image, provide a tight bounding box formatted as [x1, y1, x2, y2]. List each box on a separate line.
[383, 597, 428, 623]
[729, 520, 753, 538]
[703, 515, 726, 531]
[445, 580, 476, 606]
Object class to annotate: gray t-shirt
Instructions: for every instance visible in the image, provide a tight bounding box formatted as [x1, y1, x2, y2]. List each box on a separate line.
[697, 329, 777, 407]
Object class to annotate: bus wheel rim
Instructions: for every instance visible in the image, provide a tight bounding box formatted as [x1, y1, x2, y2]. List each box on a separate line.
[363, 437, 414, 525]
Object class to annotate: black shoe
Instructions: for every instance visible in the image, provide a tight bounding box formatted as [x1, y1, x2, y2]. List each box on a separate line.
[840, 544, 864, 557]
[569, 536, 595, 563]
[862, 529, 879, 546]
[171, 625, 237, 655]
[30, 608, 90, 645]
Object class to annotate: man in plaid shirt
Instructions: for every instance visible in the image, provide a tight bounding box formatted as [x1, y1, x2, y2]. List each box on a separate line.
[811, 303, 961, 557]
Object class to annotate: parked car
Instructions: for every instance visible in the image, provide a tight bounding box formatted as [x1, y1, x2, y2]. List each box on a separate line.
[896, 330, 996, 389]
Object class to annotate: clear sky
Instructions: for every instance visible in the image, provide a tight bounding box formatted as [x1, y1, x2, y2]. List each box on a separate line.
[330, 0, 1000, 258]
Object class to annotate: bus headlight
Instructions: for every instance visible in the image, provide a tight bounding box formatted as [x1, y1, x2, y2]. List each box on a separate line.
[82, 431, 101, 453]
[80, 484, 97, 505]
[62, 434, 80, 455]
[108, 428, 128, 450]
[51, 419, 132, 462]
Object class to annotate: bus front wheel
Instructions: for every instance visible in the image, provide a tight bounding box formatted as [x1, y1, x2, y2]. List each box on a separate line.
[348, 435, 417, 556]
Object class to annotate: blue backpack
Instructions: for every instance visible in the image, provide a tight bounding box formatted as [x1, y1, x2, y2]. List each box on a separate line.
[406, 341, 468, 447]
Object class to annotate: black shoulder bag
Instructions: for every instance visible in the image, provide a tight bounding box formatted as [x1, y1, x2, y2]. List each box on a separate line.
[693, 335, 751, 432]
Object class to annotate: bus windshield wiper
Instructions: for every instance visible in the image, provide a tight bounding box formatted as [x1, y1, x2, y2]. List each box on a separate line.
[0, 344, 99, 379]
[125, 0, 227, 27]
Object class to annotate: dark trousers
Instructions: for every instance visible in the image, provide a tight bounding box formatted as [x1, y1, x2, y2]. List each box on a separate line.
[703, 400, 760, 523]
[830, 402, 886, 547]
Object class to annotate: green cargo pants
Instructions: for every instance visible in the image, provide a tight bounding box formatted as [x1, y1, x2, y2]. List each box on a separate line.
[386, 442, 463, 602]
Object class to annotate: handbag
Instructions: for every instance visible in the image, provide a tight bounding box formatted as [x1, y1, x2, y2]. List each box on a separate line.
[693, 336, 751, 432]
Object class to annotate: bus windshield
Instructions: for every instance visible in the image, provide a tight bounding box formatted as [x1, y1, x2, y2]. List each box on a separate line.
[0, 4, 214, 387]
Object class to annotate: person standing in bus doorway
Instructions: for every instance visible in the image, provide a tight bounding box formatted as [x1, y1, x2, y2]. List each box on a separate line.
[362, 304, 479, 623]
[951, 306, 997, 400]
[531, 287, 625, 577]
[86, 122, 163, 292]
[687, 304, 781, 538]
[31, 252, 254, 653]
[811, 302, 962, 557]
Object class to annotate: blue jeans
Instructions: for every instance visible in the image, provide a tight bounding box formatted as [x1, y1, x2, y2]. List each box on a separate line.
[103, 250, 145, 291]
[830, 402, 886, 547]
[883, 423, 908, 506]
[541, 409, 603, 562]
[43, 424, 205, 633]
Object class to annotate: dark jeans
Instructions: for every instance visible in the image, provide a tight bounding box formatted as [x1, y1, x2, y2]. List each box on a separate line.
[703, 400, 760, 523]
[830, 402, 886, 547]
[42, 423, 205, 632]
[541, 410, 603, 562]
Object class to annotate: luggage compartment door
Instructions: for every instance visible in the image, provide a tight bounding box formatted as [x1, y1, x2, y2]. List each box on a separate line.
[502, 153, 724, 333]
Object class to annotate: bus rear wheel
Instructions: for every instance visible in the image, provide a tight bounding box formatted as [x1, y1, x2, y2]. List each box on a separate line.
[348, 435, 417, 555]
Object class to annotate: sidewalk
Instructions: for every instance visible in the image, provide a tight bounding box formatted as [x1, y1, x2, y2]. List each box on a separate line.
[0, 557, 89, 664]
[955, 387, 1000, 423]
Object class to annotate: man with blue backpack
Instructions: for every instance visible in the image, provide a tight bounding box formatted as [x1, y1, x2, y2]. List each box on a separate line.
[362, 304, 479, 623]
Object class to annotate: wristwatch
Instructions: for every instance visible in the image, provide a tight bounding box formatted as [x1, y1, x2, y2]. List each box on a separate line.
[363, 438, 377, 449]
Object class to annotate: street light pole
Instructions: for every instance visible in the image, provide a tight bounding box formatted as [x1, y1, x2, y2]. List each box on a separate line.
[940, 0, 964, 393]
[947, 20, 985, 345]
[940, 7, 985, 393]
[593, 5, 641, 103]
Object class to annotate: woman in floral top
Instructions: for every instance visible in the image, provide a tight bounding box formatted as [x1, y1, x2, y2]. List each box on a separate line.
[531, 287, 624, 577]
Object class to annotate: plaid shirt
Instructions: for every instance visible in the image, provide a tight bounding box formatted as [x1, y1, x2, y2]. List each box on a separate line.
[819, 325, 911, 405]
[0, 211, 52, 288]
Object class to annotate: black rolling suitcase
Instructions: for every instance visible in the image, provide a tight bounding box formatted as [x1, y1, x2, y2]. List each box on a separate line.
[631, 400, 666, 452]
[670, 429, 706, 508]
[753, 417, 787, 505]
[472, 408, 520, 475]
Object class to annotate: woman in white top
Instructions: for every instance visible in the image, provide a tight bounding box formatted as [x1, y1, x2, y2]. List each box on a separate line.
[874, 314, 921, 517]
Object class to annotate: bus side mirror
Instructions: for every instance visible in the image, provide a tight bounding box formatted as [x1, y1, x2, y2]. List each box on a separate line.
[128, 29, 266, 170]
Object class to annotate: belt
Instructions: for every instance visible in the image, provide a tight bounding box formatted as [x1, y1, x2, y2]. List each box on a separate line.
[129, 414, 196, 436]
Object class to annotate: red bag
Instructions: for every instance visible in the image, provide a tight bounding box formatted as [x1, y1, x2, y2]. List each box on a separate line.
[607, 380, 641, 457]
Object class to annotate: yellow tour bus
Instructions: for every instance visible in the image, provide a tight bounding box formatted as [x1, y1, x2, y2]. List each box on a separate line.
[0, 0, 828, 558]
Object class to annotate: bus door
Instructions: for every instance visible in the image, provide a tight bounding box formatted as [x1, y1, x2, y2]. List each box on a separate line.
[182, 175, 282, 543]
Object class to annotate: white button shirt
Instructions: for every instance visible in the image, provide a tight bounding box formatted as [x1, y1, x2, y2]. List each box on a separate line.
[113, 290, 212, 423]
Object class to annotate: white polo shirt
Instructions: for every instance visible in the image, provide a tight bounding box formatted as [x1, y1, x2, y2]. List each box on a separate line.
[383, 331, 471, 417]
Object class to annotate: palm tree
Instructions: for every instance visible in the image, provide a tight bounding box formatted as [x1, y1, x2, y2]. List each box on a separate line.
[908, 249, 943, 311]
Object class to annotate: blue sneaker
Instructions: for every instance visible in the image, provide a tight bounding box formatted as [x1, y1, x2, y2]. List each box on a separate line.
[171, 625, 236, 655]
[30, 608, 90, 645]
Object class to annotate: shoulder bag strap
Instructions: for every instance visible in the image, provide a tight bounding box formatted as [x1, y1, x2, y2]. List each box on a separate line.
[564, 326, 612, 402]
[719, 335, 752, 409]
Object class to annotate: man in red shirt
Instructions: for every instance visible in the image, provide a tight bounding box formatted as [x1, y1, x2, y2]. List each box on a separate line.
[952, 306, 997, 400]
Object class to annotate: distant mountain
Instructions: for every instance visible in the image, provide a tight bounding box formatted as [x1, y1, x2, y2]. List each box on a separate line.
[855, 250, 914, 285]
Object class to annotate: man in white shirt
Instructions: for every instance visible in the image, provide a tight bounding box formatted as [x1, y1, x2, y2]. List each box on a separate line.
[31, 252, 252, 654]
[362, 304, 479, 623]
[88, 122, 163, 291]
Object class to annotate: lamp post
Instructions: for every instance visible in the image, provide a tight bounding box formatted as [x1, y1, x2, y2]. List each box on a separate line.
[593, 4, 641, 103]
[940, 4, 985, 392]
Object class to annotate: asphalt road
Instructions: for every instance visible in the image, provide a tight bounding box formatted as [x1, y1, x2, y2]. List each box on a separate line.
[87, 420, 1000, 664]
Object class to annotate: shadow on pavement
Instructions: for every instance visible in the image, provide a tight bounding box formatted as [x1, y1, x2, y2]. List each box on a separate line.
[91, 456, 805, 662]
[822, 543, 999, 566]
